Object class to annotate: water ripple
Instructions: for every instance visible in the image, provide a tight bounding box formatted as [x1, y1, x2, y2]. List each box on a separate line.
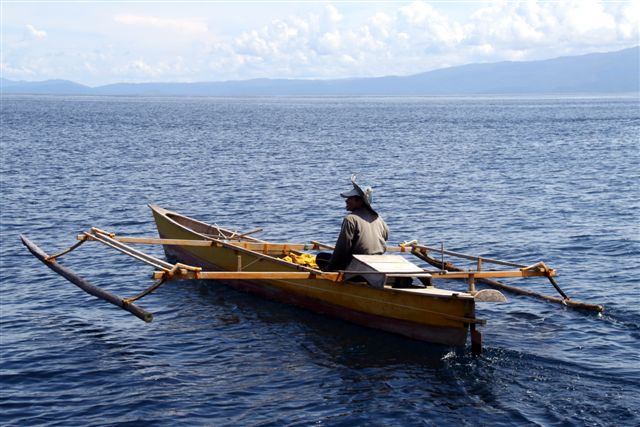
[1, 96, 639, 426]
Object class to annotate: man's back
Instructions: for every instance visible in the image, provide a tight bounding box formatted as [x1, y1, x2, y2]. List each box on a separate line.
[328, 207, 389, 271]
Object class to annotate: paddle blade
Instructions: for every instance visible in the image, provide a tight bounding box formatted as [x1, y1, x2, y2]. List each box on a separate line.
[474, 289, 507, 303]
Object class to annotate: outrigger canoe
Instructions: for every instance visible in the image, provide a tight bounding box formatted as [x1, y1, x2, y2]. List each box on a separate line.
[20, 205, 604, 354]
[150, 205, 480, 347]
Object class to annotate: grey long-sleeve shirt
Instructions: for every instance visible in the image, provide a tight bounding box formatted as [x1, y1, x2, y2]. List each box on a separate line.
[327, 207, 389, 271]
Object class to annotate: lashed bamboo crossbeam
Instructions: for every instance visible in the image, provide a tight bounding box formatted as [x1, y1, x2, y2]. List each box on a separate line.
[311, 240, 530, 269]
[335, 268, 550, 279]
[310, 240, 336, 250]
[77, 232, 542, 275]
[86, 229, 174, 271]
[465, 275, 603, 312]
[202, 226, 263, 240]
[413, 250, 604, 312]
[152, 270, 341, 281]
[307, 239, 607, 311]
[399, 243, 528, 268]
[84, 233, 556, 282]
[80, 233, 532, 272]
[151, 266, 544, 282]
[79, 235, 218, 247]
[75, 230, 578, 301]
[228, 227, 263, 239]
[20, 235, 153, 322]
[193, 240, 316, 254]
[80, 233, 324, 255]
[428, 269, 552, 279]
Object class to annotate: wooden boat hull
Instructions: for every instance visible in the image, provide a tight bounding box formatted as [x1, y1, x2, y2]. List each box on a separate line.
[151, 205, 477, 347]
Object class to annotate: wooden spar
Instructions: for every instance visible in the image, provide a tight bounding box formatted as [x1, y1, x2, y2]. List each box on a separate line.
[152, 270, 341, 281]
[77, 233, 537, 273]
[412, 249, 604, 313]
[80, 235, 219, 247]
[20, 235, 154, 322]
[312, 240, 527, 268]
[79, 233, 556, 282]
[82, 234, 318, 255]
[475, 276, 603, 312]
[236, 228, 264, 238]
[40, 222, 602, 312]
[301, 241, 553, 279]
[77, 233, 531, 272]
[404, 244, 527, 268]
[87, 230, 174, 271]
[152, 264, 546, 282]
[428, 270, 552, 279]
[310, 240, 336, 250]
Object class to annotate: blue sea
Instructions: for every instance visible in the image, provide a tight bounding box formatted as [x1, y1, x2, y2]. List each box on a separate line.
[1, 95, 639, 426]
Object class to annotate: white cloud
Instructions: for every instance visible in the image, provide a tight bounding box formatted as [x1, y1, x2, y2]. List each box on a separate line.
[0, 53, 56, 80]
[317, 31, 342, 54]
[83, 62, 97, 74]
[368, 12, 393, 40]
[1, 61, 37, 77]
[195, 0, 639, 81]
[3, 1, 638, 84]
[468, 2, 548, 47]
[461, 0, 639, 61]
[326, 4, 343, 25]
[26, 24, 46, 40]
[109, 56, 194, 82]
[235, 30, 276, 57]
[114, 14, 208, 35]
[556, 0, 616, 35]
[616, 0, 640, 39]
[399, 1, 436, 26]
[112, 59, 161, 79]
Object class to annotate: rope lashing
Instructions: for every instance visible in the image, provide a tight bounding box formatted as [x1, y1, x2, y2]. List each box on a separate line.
[45, 238, 87, 262]
[123, 278, 167, 305]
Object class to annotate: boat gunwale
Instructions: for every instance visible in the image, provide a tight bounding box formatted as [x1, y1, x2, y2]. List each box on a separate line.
[149, 204, 325, 275]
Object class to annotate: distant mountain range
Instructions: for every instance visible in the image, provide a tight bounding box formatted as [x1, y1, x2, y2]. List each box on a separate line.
[2, 47, 638, 96]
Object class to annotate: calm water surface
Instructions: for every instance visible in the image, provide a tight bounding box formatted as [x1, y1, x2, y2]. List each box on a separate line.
[1, 96, 639, 426]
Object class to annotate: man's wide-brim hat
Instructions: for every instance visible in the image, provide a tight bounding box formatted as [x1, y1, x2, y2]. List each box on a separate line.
[340, 175, 377, 215]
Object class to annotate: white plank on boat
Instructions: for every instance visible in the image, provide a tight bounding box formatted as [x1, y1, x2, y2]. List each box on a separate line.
[394, 287, 474, 299]
[351, 255, 425, 272]
[346, 255, 429, 288]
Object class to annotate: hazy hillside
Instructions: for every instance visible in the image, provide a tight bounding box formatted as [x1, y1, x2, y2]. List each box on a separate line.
[1, 78, 91, 95]
[2, 47, 638, 96]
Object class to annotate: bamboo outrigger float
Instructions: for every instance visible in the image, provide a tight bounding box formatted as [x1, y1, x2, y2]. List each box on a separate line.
[20, 205, 604, 354]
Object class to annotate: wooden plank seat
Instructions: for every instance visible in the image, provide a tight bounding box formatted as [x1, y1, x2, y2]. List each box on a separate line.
[345, 255, 432, 289]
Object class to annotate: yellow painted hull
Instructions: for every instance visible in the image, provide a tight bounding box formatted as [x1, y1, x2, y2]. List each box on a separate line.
[150, 205, 477, 346]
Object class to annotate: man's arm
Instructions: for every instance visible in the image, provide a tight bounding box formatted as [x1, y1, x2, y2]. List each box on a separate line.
[327, 217, 356, 271]
[381, 217, 389, 242]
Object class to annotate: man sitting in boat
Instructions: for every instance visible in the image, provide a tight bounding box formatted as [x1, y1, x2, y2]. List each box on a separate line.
[317, 176, 389, 271]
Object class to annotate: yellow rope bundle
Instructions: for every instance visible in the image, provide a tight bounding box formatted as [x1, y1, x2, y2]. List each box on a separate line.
[282, 252, 319, 269]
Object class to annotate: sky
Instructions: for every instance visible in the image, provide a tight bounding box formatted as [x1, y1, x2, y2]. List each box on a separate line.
[1, 1, 639, 86]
